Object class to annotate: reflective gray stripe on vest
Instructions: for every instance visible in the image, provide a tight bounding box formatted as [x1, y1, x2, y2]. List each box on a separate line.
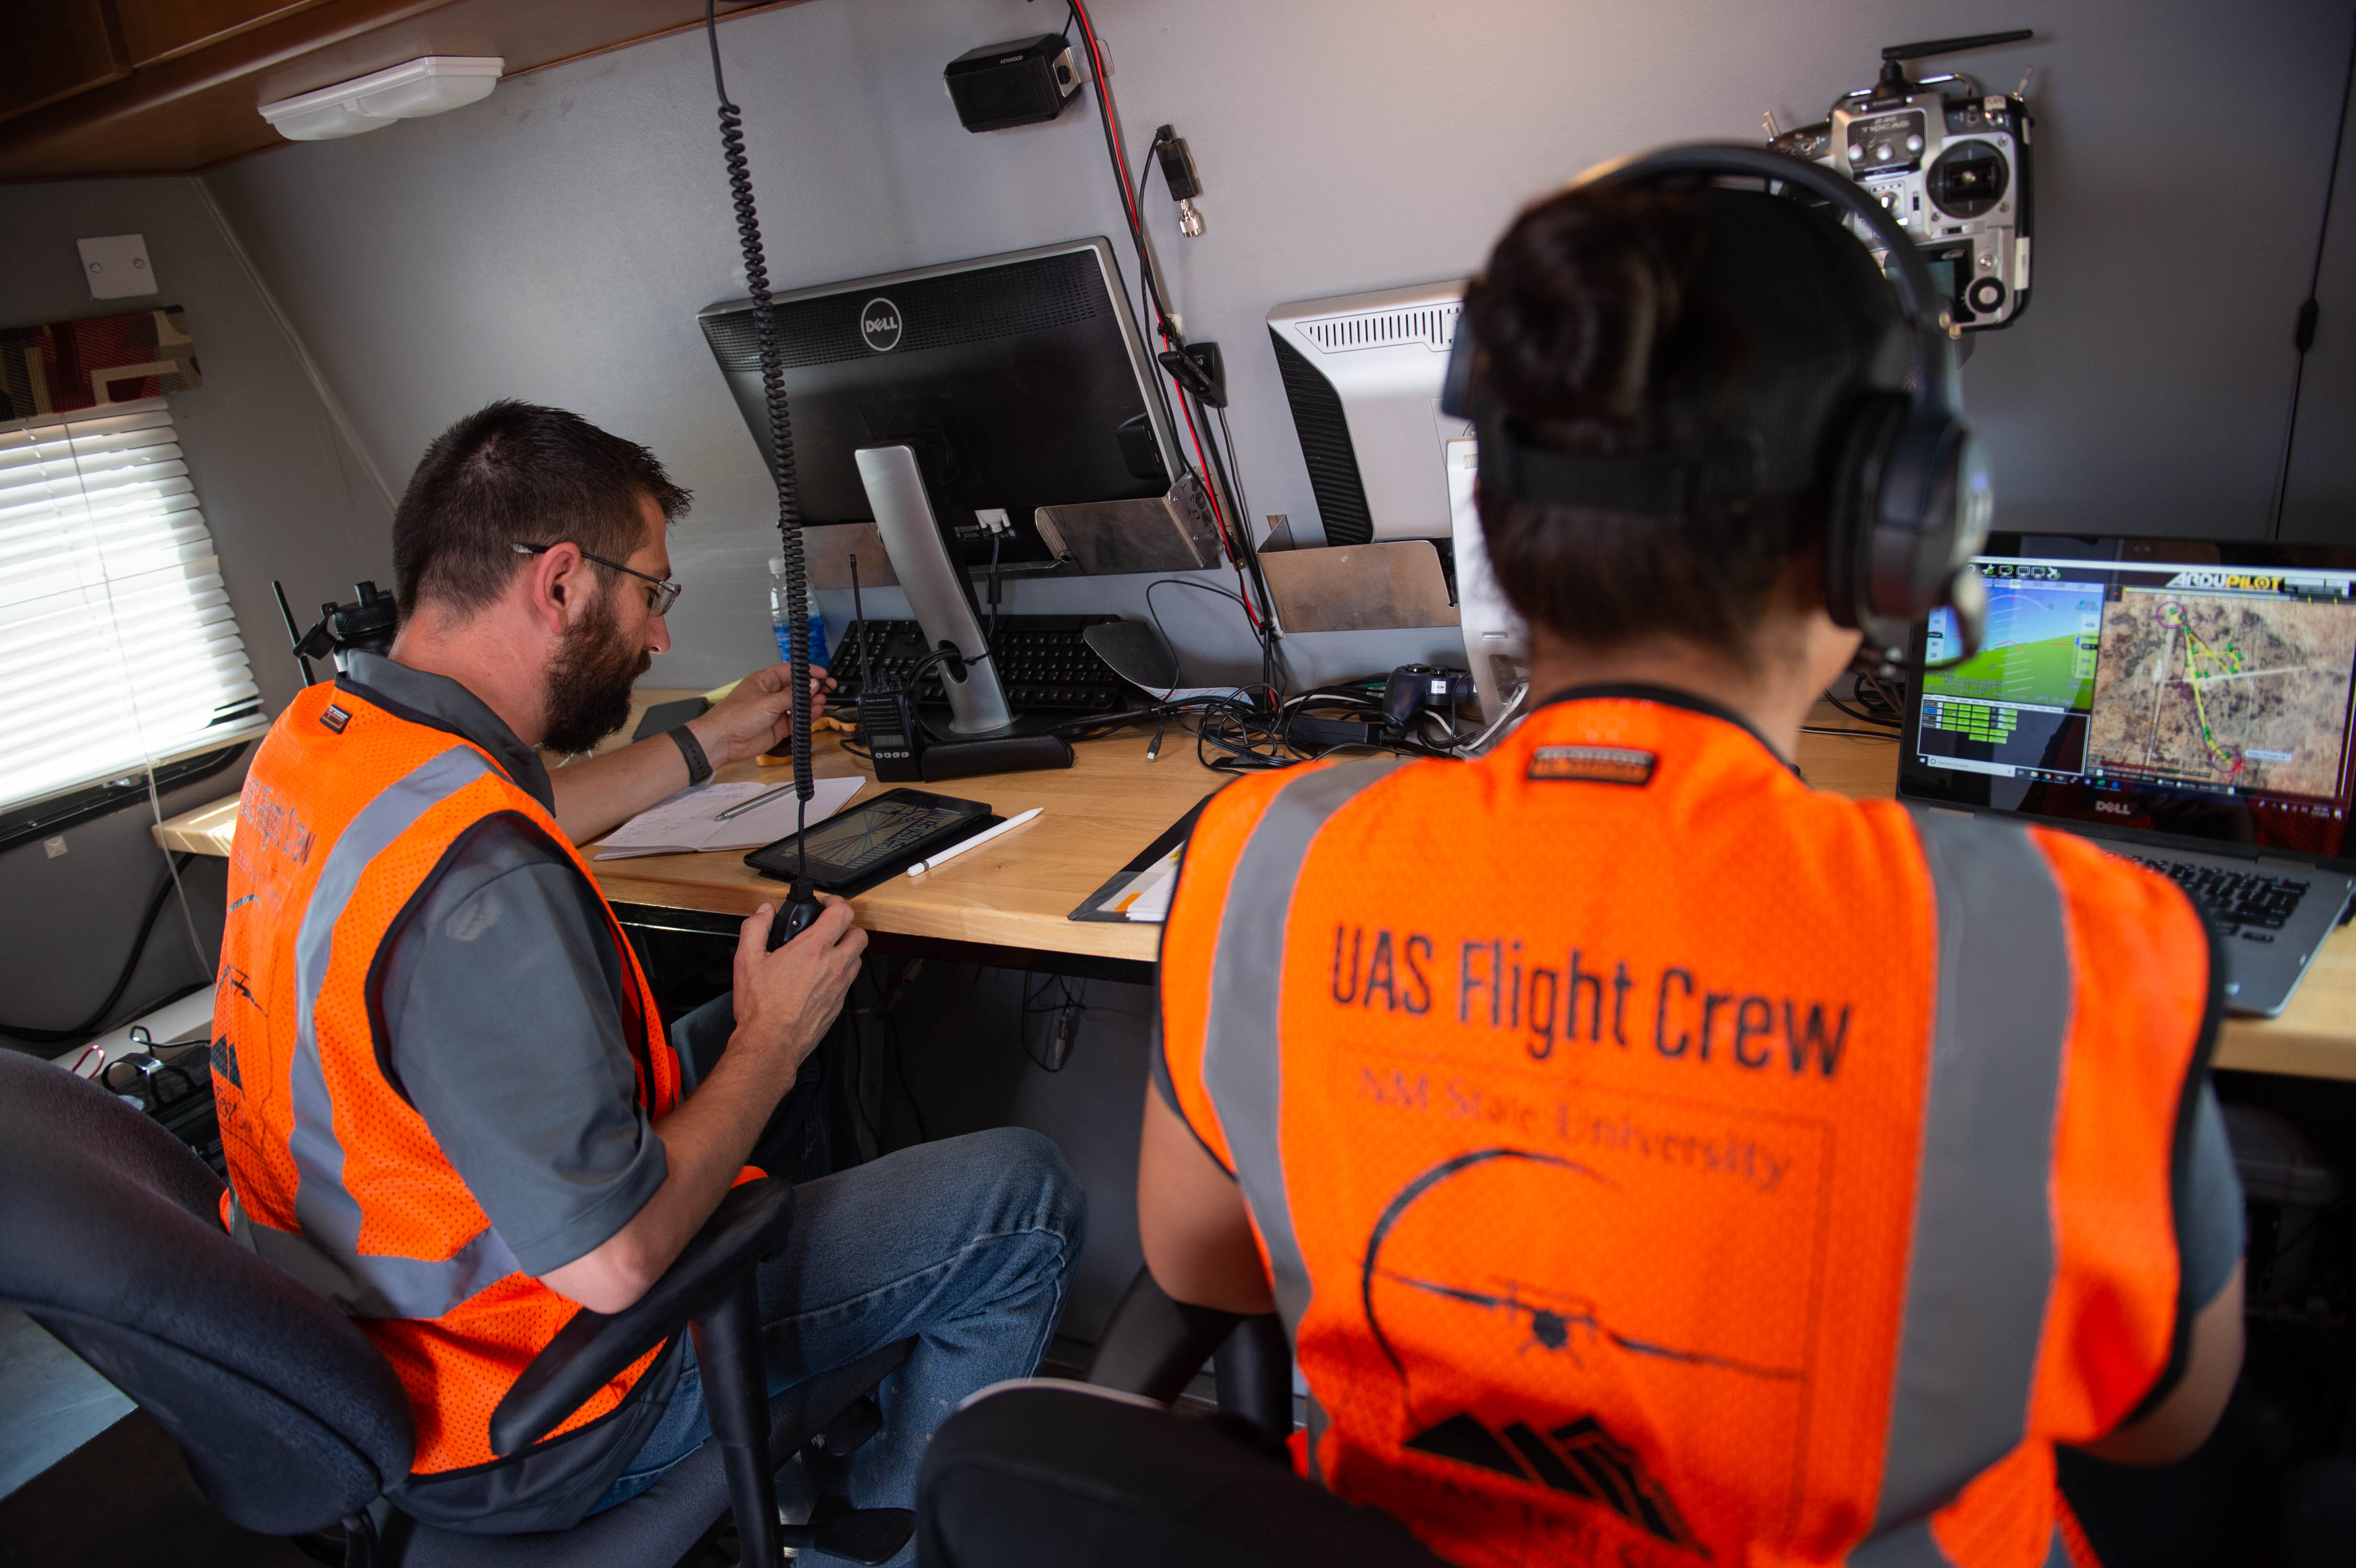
[1852, 1520, 2071, 1568]
[248, 743, 528, 1320]
[1860, 811, 2072, 1546]
[1201, 759, 1400, 1349]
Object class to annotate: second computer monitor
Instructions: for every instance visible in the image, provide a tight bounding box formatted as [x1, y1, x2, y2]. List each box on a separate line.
[698, 238, 1180, 572]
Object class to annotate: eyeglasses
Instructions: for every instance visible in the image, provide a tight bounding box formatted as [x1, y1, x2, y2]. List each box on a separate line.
[512, 542, 683, 617]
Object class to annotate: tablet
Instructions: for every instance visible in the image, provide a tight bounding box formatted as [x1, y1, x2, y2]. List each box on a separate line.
[743, 787, 995, 895]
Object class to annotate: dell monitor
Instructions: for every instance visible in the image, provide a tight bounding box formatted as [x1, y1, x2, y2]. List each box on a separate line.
[1266, 279, 1469, 548]
[1267, 279, 1528, 718]
[698, 237, 1180, 574]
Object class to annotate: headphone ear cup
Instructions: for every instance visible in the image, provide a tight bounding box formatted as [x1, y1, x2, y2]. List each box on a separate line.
[1869, 411, 1985, 645]
[1822, 393, 1908, 635]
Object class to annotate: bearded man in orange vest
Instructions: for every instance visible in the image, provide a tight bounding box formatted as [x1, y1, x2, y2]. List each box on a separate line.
[916, 180, 2246, 1566]
[212, 401, 1083, 1546]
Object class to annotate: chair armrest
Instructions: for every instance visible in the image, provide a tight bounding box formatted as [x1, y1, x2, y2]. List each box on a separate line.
[1086, 1265, 1241, 1405]
[488, 1178, 796, 1457]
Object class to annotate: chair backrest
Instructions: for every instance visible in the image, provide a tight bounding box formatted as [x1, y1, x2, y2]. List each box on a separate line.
[0, 1049, 414, 1535]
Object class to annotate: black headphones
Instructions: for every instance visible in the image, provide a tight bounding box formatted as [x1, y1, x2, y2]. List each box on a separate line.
[1441, 142, 1991, 668]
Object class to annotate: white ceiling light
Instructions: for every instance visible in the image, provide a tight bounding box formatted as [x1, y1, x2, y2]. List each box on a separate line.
[259, 56, 504, 142]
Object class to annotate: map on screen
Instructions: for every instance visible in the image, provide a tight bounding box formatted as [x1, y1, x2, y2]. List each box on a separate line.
[2084, 588, 2356, 798]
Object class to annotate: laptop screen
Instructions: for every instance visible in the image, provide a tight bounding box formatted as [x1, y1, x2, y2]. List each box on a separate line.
[1898, 535, 2356, 867]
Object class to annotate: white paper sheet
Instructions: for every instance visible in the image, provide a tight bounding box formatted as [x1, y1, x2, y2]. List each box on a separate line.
[1103, 846, 1182, 922]
[593, 776, 866, 859]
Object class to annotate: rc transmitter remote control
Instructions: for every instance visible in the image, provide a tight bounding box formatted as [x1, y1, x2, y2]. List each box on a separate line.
[1773, 30, 2035, 332]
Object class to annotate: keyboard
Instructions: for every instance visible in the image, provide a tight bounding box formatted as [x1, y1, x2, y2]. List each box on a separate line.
[831, 616, 1129, 715]
[2128, 855, 2312, 934]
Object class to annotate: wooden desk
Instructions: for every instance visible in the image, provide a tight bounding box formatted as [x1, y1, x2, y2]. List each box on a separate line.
[152, 793, 239, 856]
[596, 722, 1203, 969]
[154, 695, 2356, 1078]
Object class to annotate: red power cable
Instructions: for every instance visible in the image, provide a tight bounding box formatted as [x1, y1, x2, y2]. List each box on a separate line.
[1070, 0, 1263, 632]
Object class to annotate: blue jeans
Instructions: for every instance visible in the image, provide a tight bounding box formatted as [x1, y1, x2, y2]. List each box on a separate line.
[591, 1007, 1086, 1566]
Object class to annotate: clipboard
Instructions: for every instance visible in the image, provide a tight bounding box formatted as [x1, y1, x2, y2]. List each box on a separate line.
[1069, 793, 1217, 923]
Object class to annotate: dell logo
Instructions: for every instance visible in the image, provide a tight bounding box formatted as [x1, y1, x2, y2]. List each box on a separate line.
[860, 296, 903, 353]
[2096, 800, 2132, 816]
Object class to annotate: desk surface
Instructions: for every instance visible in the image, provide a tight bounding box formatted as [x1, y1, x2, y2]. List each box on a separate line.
[595, 717, 1206, 966]
[157, 692, 2355, 1079]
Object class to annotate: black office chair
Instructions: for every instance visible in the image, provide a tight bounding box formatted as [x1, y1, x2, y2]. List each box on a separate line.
[1088, 1265, 1293, 1446]
[0, 1049, 914, 1567]
[921, 1270, 1453, 1568]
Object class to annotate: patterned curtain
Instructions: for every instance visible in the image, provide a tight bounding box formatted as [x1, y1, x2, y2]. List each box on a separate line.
[0, 306, 202, 421]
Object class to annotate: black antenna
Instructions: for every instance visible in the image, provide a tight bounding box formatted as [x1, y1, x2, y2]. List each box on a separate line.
[272, 580, 316, 687]
[851, 556, 873, 694]
[1878, 29, 2032, 90]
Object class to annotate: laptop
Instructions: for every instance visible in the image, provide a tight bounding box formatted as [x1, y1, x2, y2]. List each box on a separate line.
[1898, 533, 2356, 1017]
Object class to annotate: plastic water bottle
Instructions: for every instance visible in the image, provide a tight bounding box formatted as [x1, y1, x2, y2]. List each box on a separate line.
[769, 556, 829, 669]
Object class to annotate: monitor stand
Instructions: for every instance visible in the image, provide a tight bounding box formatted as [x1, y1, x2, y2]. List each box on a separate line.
[853, 444, 1013, 736]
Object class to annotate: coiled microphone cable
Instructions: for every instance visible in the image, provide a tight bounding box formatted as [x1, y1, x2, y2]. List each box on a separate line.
[705, 0, 818, 905]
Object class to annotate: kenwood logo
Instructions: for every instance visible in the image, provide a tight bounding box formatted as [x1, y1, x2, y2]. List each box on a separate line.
[860, 296, 903, 352]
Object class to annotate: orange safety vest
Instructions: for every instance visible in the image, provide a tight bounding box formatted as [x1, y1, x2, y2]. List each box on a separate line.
[212, 680, 685, 1527]
[1159, 689, 2216, 1568]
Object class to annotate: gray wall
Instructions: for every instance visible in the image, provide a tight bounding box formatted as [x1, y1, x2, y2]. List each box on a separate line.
[2284, 32, 2356, 541]
[203, 0, 2356, 691]
[0, 177, 393, 1046]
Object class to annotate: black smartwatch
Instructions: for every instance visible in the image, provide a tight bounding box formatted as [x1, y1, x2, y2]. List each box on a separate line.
[667, 724, 714, 786]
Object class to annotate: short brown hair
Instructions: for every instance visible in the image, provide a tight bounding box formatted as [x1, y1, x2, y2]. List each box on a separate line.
[392, 401, 691, 616]
[1467, 184, 1898, 655]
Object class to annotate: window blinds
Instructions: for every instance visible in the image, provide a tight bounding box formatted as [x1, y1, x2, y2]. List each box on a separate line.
[0, 398, 266, 813]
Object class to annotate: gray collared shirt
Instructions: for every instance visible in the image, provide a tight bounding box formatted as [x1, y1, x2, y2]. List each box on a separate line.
[342, 653, 667, 1277]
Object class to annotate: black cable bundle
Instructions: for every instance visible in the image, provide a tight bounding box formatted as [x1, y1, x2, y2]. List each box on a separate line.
[0, 854, 199, 1045]
[706, 1, 814, 882]
[1064, 0, 1282, 700]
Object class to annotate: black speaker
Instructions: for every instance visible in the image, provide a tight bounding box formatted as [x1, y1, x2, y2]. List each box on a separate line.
[943, 35, 1081, 132]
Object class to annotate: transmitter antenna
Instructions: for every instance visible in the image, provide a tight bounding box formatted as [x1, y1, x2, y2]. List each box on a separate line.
[1877, 28, 2033, 90]
[271, 580, 315, 687]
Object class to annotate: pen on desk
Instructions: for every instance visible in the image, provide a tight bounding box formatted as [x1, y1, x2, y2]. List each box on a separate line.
[907, 808, 1043, 875]
[713, 782, 796, 822]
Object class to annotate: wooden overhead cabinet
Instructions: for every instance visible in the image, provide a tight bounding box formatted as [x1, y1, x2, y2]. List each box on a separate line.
[0, 0, 803, 182]
[1, 2, 133, 127]
[116, 2, 341, 68]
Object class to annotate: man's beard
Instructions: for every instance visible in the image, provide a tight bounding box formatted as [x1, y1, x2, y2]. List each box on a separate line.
[542, 589, 652, 754]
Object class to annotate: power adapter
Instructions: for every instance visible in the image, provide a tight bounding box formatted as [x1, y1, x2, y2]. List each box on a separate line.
[1153, 123, 1206, 237]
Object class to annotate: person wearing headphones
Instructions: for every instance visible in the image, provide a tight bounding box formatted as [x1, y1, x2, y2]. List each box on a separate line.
[917, 154, 2245, 1567]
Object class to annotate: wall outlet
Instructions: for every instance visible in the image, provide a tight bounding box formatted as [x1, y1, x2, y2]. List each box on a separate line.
[77, 234, 158, 300]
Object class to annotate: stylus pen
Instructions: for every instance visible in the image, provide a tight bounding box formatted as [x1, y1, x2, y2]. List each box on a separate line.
[713, 782, 796, 822]
[907, 808, 1043, 875]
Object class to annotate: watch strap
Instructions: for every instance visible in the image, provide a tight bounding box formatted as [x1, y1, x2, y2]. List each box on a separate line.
[667, 724, 713, 785]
